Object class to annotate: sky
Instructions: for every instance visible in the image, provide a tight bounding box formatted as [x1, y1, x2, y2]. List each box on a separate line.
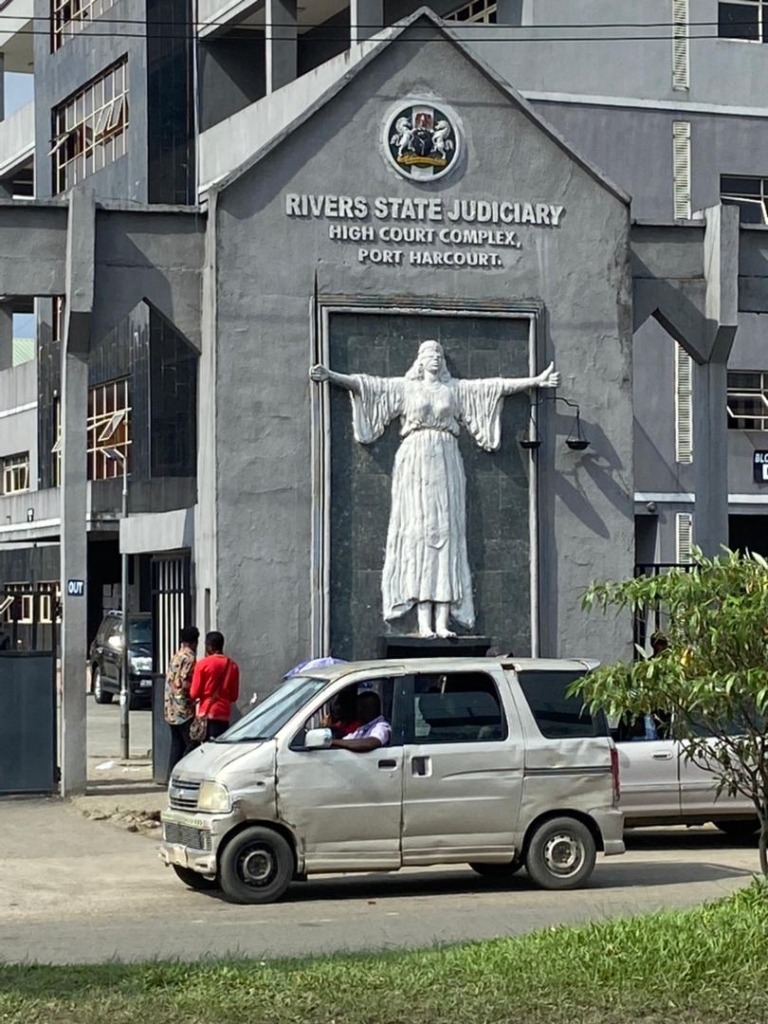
[6, 71, 34, 117]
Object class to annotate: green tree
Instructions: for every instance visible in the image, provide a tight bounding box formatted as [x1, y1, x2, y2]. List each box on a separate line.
[572, 549, 768, 875]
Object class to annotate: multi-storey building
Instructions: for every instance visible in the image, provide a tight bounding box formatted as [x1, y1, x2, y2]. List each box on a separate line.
[0, 0, 767, 679]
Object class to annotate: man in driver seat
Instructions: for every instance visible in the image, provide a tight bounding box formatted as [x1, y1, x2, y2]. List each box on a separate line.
[331, 691, 391, 752]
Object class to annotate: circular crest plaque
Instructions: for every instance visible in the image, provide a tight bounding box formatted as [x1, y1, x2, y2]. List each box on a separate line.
[384, 101, 461, 181]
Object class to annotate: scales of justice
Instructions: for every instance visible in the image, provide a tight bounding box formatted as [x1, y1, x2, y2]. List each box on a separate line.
[310, 339, 559, 641]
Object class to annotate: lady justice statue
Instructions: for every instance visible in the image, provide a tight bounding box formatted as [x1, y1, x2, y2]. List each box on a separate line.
[311, 340, 559, 639]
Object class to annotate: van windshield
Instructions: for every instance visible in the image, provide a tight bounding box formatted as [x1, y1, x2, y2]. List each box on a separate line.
[215, 675, 329, 743]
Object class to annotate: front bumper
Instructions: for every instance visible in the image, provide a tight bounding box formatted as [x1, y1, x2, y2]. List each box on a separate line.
[129, 673, 153, 695]
[159, 807, 242, 876]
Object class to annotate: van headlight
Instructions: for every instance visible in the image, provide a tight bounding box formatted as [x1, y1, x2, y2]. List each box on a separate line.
[197, 781, 231, 813]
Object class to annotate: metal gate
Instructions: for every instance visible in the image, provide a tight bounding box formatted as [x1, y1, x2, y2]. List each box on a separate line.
[151, 554, 192, 785]
[151, 554, 192, 673]
[0, 586, 58, 795]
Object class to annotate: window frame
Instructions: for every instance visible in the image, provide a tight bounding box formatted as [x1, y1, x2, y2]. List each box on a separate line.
[444, 0, 497, 24]
[53, 378, 132, 483]
[51, 59, 129, 194]
[727, 370, 768, 431]
[721, 174, 768, 224]
[404, 670, 509, 746]
[1, 452, 30, 495]
[718, 0, 766, 43]
[52, 0, 120, 52]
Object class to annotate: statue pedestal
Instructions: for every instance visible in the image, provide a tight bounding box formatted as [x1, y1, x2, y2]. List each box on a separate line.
[378, 635, 491, 660]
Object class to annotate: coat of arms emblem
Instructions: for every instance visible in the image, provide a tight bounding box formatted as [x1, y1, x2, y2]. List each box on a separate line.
[385, 102, 460, 181]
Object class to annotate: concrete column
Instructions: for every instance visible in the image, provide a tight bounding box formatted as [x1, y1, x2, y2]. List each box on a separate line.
[350, 0, 383, 43]
[496, 0, 524, 24]
[692, 204, 739, 558]
[60, 189, 95, 797]
[0, 303, 12, 371]
[693, 360, 729, 557]
[265, 0, 297, 95]
[0, 53, 5, 122]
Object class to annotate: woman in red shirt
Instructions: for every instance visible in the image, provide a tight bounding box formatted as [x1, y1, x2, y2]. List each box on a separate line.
[189, 631, 240, 741]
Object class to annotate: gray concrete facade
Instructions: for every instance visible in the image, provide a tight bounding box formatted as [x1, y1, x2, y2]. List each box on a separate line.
[4, 2, 768, 762]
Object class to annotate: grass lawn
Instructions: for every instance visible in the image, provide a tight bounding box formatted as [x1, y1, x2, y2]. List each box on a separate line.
[1, 881, 767, 1024]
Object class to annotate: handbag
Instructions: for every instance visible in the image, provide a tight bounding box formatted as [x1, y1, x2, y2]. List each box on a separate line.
[189, 659, 230, 743]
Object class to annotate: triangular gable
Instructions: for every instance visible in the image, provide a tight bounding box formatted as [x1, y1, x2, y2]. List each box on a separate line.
[213, 6, 629, 206]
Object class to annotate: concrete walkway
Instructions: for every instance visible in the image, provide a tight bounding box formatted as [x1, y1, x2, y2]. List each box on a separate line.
[0, 798, 758, 966]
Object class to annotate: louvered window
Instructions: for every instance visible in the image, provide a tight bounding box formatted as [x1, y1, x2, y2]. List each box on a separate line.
[676, 513, 694, 564]
[675, 343, 693, 463]
[673, 121, 692, 219]
[672, 0, 690, 89]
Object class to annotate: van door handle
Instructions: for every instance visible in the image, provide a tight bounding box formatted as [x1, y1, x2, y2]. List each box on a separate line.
[652, 751, 673, 760]
[378, 759, 397, 770]
[411, 756, 430, 776]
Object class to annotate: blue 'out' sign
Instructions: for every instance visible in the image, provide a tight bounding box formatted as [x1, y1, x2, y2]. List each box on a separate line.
[67, 579, 85, 597]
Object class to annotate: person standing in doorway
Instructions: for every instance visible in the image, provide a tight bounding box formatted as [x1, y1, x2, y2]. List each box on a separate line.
[164, 626, 200, 775]
[190, 631, 240, 741]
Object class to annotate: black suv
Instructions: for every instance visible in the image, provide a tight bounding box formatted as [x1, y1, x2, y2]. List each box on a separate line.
[89, 611, 154, 709]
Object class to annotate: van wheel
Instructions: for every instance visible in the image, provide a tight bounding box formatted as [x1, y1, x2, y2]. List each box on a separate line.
[713, 819, 760, 839]
[219, 827, 294, 905]
[92, 668, 113, 704]
[469, 861, 522, 881]
[171, 864, 219, 891]
[525, 817, 596, 890]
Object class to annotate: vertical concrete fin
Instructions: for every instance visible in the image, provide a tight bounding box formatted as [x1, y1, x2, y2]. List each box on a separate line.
[692, 203, 740, 558]
[351, 0, 384, 43]
[60, 188, 95, 797]
[265, 0, 297, 94]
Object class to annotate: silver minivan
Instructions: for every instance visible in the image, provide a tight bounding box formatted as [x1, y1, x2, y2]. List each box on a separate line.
[160, 657, 624, 903]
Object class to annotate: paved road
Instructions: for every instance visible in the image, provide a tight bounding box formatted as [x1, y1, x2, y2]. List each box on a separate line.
[0, 800, 758, 965]
[87, 695, 153, 761]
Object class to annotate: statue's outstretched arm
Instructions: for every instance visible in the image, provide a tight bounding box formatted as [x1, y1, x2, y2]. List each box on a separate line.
[500, 362, 560, 396]
[310, 364, 362, 396]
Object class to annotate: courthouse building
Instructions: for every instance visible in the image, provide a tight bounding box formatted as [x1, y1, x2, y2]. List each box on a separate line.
[0, 1, 767, 727]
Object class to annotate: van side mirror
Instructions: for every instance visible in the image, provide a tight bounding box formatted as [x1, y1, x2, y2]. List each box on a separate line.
[304, 728, 333, 750]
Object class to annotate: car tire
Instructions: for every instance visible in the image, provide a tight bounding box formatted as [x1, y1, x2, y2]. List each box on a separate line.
[469, 861, 523, 881]
[524, 817, 597, 890]
[92, 667, 113, 704]
[713, 819, 760, 839]
[171, 864, 219, 891]
[219, 826, 294, 905]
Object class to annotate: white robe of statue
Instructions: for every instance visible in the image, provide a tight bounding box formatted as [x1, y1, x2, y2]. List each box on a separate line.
[311, 340, 559, 639]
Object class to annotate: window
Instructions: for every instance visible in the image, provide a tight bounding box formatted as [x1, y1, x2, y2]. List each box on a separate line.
[673, 121, 691, 219]
[721, 175, 768, 224]
[672, 0, 690, 90]
[88, 379, 131, 480]
[52, 378, 131, 483]
[676, 512, 694, 564]
[718, 1, 767, 41]
[411, 672, 507, 743]
[727, 371, 768, 429]
[675, 344, 693, 463]
[2, 453, 30, 494]
[51, 60, 129, 195]
[517, 670, 605, 738]
[615, 712, 672, 743]
[444, 0, 497, 23]
[52, 0, 119, 50]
